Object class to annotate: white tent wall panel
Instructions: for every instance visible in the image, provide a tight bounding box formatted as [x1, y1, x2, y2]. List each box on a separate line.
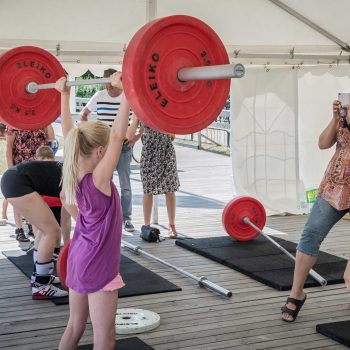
[298, 66, 350, 190]
[231, 68, 299, 215]
[231, 66, 350, 215]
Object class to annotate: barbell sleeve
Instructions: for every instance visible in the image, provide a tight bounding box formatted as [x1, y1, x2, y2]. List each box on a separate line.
[26, 63, 245, 94]
[243, 217, 328, 287]
[177, 63, 245, 81]
[121, 240, 232, 298]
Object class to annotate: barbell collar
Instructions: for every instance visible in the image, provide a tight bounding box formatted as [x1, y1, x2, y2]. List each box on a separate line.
[198, 276, 233, 298]
[178, 63, 245, 81]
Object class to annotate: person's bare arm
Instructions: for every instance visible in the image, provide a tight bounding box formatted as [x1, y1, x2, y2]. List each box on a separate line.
[125, 116, 143, 146]
[60, 191, 78, 221]
[5, 132, 15, 168]
[45, 124, 55, 140]
[55, 78, 74, 138]
[93, 73, 130, 195]
[60, 206, 72, 244]
[318, 100, 341, 149]
[80, 107, 92, 122]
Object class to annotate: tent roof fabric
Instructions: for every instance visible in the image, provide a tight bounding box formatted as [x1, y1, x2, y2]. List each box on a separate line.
[0, 0, 349, 75]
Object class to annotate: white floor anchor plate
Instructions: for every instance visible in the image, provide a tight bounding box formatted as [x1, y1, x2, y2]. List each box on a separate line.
[115, 308, 161, 335]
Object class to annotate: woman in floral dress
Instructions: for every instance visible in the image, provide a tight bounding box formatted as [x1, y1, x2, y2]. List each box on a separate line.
[5, 125, 55, 241]
[130, 120, 180, 237]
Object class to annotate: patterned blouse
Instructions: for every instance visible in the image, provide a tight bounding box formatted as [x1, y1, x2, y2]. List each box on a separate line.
[8, 129, 47, 165]
[318, 126, 350, 210]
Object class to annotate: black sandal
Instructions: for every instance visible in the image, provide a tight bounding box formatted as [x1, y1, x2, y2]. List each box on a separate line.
[281, 294, 307, 322]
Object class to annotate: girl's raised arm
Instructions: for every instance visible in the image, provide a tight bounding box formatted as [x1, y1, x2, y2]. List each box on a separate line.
[93, 72, 130, 193]
[55, 77, 74, 139]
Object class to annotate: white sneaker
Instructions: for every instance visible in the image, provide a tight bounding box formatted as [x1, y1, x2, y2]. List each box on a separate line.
[32, 279, 68, 300]
[31, 274, 60, 286]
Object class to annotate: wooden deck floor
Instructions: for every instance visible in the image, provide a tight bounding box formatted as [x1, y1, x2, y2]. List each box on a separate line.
[1, 143, 350, 349]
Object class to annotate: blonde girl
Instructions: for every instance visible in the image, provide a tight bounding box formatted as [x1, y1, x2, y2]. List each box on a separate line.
[56, 72, 130, 350]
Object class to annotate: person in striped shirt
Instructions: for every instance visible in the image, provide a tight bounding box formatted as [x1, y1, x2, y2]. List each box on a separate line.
[80, 69, 137, 232]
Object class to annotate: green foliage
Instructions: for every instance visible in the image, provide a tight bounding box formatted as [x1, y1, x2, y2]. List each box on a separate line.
[75, 70, 104, 98]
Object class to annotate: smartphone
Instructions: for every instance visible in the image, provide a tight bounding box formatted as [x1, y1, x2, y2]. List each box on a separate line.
[338, 93, 350, 106]
[338, 93, 350, 118]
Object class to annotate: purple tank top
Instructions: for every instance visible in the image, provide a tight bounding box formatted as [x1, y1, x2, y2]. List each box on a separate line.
[66, 173, 122, 293]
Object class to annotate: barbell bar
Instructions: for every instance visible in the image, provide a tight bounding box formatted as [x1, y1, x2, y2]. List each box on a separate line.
[0, 15, 245, 133]
[222, 196, 328, 287]
[243, 217, 327, 286]
[26, 63, 245, 94]
[121, 240, 233, 298]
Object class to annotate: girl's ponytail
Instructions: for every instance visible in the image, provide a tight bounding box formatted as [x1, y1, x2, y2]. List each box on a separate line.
[62, 128, 80, 205]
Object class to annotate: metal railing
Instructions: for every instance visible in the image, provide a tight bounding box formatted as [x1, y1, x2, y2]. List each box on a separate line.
[74, 99, 231, 147]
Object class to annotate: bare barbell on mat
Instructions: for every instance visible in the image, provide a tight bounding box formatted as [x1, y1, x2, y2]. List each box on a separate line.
[222, 196, 328, 287]
[0, 15, 244, 134]
[121, 240, 233, 298]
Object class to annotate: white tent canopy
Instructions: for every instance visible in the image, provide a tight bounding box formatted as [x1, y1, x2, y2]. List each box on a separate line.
[1, 0, 350, 214]
[1, 0, 350, 74]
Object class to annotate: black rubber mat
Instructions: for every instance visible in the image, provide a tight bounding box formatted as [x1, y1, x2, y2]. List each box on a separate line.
[3, 250, 181, 304]
[175, 236, 346, 291]
[316, 320, 350, 347]
[78, 337, 154, 349]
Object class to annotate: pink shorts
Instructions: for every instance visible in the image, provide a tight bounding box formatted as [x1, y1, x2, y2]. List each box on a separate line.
[101, 274, 125, 291]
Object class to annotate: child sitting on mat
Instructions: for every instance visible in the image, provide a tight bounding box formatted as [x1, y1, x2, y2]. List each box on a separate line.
[55, 72, 130, 350]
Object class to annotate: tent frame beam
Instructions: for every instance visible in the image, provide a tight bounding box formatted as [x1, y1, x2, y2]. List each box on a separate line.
[269, 0, 350, 52]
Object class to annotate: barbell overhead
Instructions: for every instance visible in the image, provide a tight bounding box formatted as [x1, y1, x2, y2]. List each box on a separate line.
[222, 196, 327, 286]
[0, 15, 245, 133]
[26, 63, 244, 94]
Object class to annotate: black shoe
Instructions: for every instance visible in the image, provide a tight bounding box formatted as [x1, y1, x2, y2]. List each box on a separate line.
[15, 228, 30, 242]
[27, 223, 35, 238]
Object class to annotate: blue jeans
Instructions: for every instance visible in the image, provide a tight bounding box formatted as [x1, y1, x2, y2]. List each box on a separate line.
[116, 144, 132, 221]
[297, 197, 348, 256]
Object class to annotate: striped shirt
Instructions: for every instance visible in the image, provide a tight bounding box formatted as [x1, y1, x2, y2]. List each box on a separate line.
[85, 89, 132, 127]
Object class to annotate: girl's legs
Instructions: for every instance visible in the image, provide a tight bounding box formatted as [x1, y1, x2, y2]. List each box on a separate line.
[165, 192, 176, 226]
[9, 193, 60, 263]
[13, 207, 29, 242]
[10, 193, 67, 297]
[165, 192, 177, 237]
[143, 194, 153, 226]
[88, 290, 118, 350]
[59, 289, 89, 350]
[2, 199, 8, 219]
[14, 207, 22, 229]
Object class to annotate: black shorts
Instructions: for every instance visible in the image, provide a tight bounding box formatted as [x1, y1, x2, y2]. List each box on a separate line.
[50, 206, 61, 225]
[1, 160, 63, 199]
